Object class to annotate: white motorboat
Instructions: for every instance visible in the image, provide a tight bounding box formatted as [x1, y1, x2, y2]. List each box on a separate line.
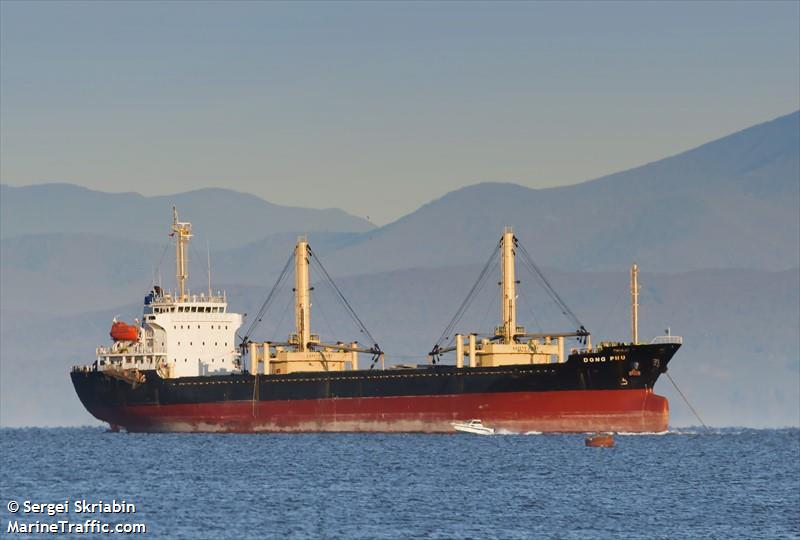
[451, 419, 495, 435]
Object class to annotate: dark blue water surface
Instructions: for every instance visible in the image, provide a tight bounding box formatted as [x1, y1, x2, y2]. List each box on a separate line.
[1, 428, 798, 539]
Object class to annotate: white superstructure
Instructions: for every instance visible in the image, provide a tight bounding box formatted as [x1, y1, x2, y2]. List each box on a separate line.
[95, 208, 243, 378]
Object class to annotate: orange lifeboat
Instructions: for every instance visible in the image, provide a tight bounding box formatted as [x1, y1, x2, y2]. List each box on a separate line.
[585, 433, 615, 447]
[110, 321, 139, 342]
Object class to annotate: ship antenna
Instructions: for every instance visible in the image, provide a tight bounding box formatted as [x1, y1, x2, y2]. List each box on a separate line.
[207, 240, 212, 297]
[631, 263, 640, 344]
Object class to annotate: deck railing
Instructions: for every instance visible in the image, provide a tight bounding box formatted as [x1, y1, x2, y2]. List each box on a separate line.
[150, 292, 227, 305]
[650, 335, 684, 345]
[97, 345, 166, 356]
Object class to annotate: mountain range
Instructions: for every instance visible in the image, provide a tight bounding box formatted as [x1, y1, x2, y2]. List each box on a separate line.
[0, 184, 374, 249]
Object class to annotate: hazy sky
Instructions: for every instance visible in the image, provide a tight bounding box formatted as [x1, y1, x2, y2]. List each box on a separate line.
[1, 1, 798, 224]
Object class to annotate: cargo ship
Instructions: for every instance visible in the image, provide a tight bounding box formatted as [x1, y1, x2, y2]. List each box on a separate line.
[71, 209, 682, 433]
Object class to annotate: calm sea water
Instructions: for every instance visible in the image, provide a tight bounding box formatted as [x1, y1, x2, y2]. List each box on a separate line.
[1, 428, 798, 539]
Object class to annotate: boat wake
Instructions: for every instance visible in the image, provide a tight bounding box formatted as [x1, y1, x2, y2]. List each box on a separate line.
[614, 431, 669, 436]
[490, 429, 543, 435]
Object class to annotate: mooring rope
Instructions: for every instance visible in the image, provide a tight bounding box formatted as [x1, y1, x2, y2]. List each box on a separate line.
[666, 372, 710, 432]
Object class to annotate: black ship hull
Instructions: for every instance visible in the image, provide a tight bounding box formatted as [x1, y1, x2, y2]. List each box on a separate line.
[71, 343, 679, 433]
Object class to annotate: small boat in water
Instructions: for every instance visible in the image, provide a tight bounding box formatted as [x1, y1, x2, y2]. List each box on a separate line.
[452, 419, 495, 435]
[585, 433, 615, 447]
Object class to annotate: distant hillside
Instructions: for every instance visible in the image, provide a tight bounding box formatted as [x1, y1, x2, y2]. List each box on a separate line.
[3, 112, 797, 285]
[319, 111, 800, 275]
[0, 231, 363, 314]
[0, 184, 374, 249]
[2, 265, 797, 428]
[0, 234, 163, 313]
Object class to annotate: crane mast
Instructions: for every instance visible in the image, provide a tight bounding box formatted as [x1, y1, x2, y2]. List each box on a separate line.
[501, 227, 517, 344]
[631, 263, 640, 344]
[171, 206, 192, 302]
[295, 238, 311, 352]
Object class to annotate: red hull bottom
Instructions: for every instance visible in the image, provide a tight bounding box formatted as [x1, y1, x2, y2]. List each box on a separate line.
[91, 389, 669, 433]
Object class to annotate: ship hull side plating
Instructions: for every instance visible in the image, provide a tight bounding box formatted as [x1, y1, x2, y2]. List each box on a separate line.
[80, 389, 668, 433]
